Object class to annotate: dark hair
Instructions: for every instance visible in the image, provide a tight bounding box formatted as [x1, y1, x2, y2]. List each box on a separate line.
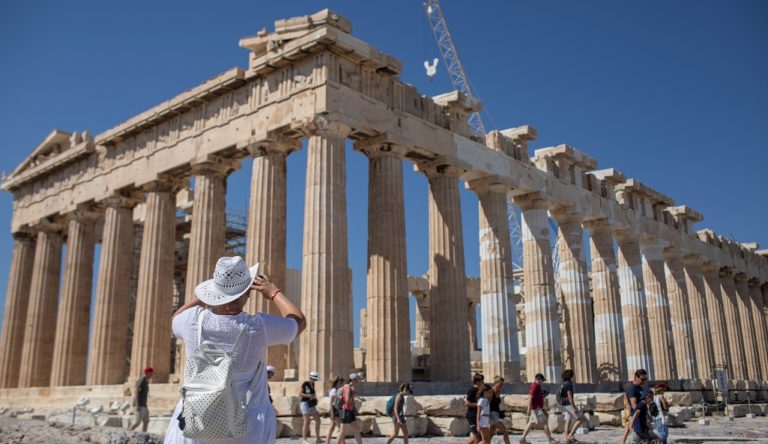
[562, 369, 574, 381]
[634, 369, 648, 378]
[399, 383, 413, 393]
[332, 376, 344, 388]
[473, 373, 485, 383]
[494, 376, 504, 383]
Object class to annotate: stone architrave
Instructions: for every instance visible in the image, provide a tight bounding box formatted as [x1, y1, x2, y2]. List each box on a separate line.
[683, 256, 715, 380]
[299, 123, 354, 382]
[552, 211, 596, 383]
[18, 225, 63, 387]
[470, 180, 520, 381]
[51, 212, 97, 386]
[662, 248, 696, 380]
[87, 197, 136, 385]
[584, 221, 626, 382]
[748, 279, 768, 379]
[359, 143, 411, 382]
[639, 240, 676, 379]
[719, 268, 746, 379]
[420, 161, 470, 382]
[734, 273, 761, 381]
[0, 232, 36, 388]
[515, 194, 561, 383]
[130, 179, 179, 381]
[702, 263, 730, 371]
[615, 234, 654, 378]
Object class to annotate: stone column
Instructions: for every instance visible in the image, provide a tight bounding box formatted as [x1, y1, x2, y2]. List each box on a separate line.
[515, 194, 561, 383]
[615, 234, 654, 378]
[639, 240, 675, 379]
[299, 124, 354, 381]
[421, 162, 470, 382]
[87, 197, 136, 385]
[748, 279, 768, 380]
[130, 180, 179, 381]
[245, 138, 295, 379]
[719, 268, 746, 379]
[360, 144, 410, 382]
[663, 248, 696, 379]
[0, 232, 36, 388]
[413, 291, 431, 351]
[18, 224, 63, 387]
[584, 221, 626, 382]
[51, 212, 97, 386]
[468, 302, 478, 351]
[735, 273, 761, 381]
[473, 181, 520, 381]
[553, 212, 596, 383]
[683, 256, 715, 380]
[702, 263, 730, 370]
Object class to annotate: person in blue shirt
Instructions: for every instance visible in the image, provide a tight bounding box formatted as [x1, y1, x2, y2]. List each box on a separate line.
[628, 390, 658, 443]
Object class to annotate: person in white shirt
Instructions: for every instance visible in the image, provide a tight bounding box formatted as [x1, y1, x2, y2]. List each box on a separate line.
[325, 376, 345, 443]
[476, 384, 493, 444]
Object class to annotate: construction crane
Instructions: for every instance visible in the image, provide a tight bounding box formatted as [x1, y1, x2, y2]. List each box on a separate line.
[423, 0, 486, 134]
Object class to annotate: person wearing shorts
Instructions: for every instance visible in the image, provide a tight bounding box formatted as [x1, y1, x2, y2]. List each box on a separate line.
[128, 367, 153, 432]
[336, 373, 362, 444]
[464, 373, 485, 444]
[490, 376, 511, 444]
[300, 371, 320, 444]
[325, 376, 345, 443]
[560, 369, 585, 443]
[520, 373, 557, 444]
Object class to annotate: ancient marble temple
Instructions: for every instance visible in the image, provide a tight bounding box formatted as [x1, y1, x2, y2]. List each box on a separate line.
[0, 10, 766, 391]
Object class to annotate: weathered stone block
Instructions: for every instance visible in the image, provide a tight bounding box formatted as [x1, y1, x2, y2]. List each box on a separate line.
[502, 394, 531, 412]
[426, 417, 469, 436]
[416, 396, 466, 417]
[681, 379, 704, 390]
[594, 393, 625, 411]
[668, 406, 695, 425]
[725, 404, 756, 418]
[357, 396, 388, 415]
[665, 392, 692, 406]
[574, 394, 597, 412]
[585, 412, 600, 429]
[273, 395, 300, 416]
[372, 416, 428, 437]
[593, 411, 622, 427]
[548, 412, 565, 433]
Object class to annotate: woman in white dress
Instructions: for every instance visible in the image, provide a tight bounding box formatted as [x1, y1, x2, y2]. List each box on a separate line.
[164, 256, 306, 444]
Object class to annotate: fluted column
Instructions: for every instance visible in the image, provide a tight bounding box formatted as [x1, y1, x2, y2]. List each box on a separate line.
[360, 144, 410, 382]
[702, 263, 730, 370]
[88, 197, 136, 385]
[585, 221, 626, 382]
[420, 162, 469, 382]
[18, 224, 63, 387]
[663, 248, 696, 379]
[640, 240, 675, 379]
[719, 268, 746, 379]
[683, 256, 715, 380]
[615, 234, 654, 378]
[413, 292, 431, 351]
[472, 181, 520, 381]
[51, 212, 97, 386]
[299, 124, 353, 381]
[748, 279, 768, 380]
[553, 212, 596, 383]
[735, 273, 761, 381]
[130, 180, 179, 381]
[0, 232, 36, 388]
[515, 194, 561, 383]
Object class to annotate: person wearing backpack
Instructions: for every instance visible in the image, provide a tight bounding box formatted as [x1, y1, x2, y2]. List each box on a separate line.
[386, 383, 413, 444]
[163, 257, 306, 444]
[336, 373, 363, 444]
[325, 376, 345, 444]
[300, 371, 321, 444]
[559, 369, 584, 444]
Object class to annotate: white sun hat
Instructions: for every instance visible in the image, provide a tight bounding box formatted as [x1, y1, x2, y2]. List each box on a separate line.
[195, 256, 260, 306]
[266, 365, 276, 374]
[309, 371, 319, 380]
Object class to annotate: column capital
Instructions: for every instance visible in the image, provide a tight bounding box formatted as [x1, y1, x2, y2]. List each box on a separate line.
[241, 131, 301, 157]
[354, 140, 409, 160]
[414, 157, 469, 180]
[549, 207, 582, 224]
[662, 246, 684, 260]
[291, 113, 353, 139]
[141, 175, 185, 194]
[582, 218, 613, 233]
[102, 192, 141, 209]
[31, 218, 65, 234]
[734, 271, 749, 283]
[65, 203, 102, 224]
[682, 253, 703, 266]
[464, 175, 511, 195]
[701, 260, 720, 273]
[511, 192, 550, 211]
[190, 158, 240, 177]
[638, 237, 670, 250]
[748, 277, 761, 288]
[719, 266, 734, 279]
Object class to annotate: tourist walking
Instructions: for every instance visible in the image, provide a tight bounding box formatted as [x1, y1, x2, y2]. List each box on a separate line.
[620, 369, 649, 444]
[128, 366, 153, 432]
[336, 373, 363, 444]
[163, 256, 306, 444]
[325, 376, 345, 443]
[267, 365, 275, 405]
[300, 370, 321, 444]
[627, 390, 658, 443]
[476, 384, 492, 444]
[559, 369, 584, 443]
[489, 376, 510, 444]
[651, 383, 669, 444]
[464, 373, 485, 444]
[519, 373, 557, 444]
[386, 383, 413, 444]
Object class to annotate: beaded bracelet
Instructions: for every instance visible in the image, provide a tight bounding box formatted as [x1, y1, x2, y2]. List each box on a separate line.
[270, 289, 282, 301]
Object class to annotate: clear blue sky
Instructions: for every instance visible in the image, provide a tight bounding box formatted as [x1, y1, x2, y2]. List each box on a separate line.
[1, 1, 766, 348]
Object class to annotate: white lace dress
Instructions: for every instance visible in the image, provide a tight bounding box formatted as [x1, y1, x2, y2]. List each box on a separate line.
[164, 306, 298, 444]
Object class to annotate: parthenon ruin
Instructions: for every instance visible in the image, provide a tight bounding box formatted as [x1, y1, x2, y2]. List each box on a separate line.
[0, 9, 767, 399]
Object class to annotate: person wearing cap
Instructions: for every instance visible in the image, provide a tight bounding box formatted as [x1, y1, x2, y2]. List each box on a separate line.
[128, 366, 153, 432]
[266, 365, 276, 404]
[163, 256, 306, 444]
[520, 373, 557, 444]
[325, 376, 345, 443]
[300, 371, 321, 444]
[336, 373, 363, 444]
[627, 389, 657, 443]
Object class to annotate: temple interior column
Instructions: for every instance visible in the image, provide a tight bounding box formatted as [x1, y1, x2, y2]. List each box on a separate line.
[0, 232, 36, 388]
[640, 239, 676, 379]
[18, 224, 63, 387]
[130, 180, 178, 381]
[360, 144, 410, 382]
[87, 197, 136, 385]
[51, 212, 97, 386]
[553, 212, 596, 383]
[683, 255, 715, 380]
[299, 125, 353, 382]
[735, 273, 761, 381]
[515, 194, 561, 382]
[748, 279, 768, 380]
[585, 221, 626, 382]
[414, 291, 431, 352]
[663, 248, 696, 379]
[702, 263, 730, 371]
[615, 233, 654, 378]
[719, 268, 746, 379]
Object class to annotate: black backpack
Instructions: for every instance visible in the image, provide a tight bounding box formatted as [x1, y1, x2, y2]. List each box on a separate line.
[557, 384, 568, 405]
